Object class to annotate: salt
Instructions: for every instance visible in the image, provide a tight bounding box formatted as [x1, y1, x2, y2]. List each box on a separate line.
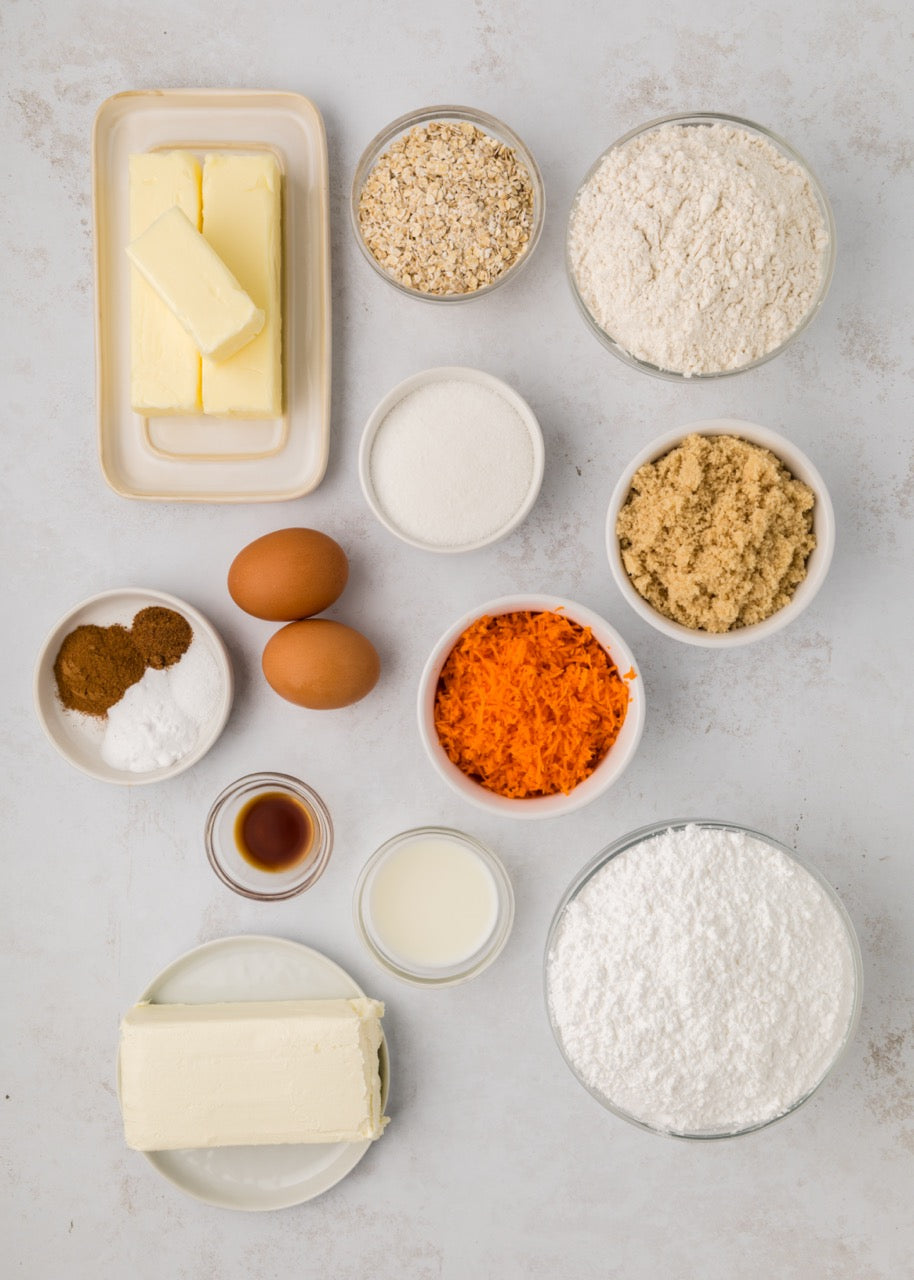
[368, 378, 536, 548]
[101, 638, 222, 773]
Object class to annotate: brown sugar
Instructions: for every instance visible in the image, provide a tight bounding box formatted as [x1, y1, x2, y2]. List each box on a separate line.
[616, 434, 816, 633]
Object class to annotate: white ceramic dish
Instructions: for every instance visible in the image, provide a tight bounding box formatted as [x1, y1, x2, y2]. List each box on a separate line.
[116, 935, 390, 1210]
[33, 588, 233, 784]
[606, 419, 836, 648]
[92, 90, 331, 502]
[417, 594, 645, 819]
[359, 366, 545, 553]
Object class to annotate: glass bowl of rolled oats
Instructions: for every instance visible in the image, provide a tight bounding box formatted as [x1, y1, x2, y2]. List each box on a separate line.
[352, 105, 544, 301]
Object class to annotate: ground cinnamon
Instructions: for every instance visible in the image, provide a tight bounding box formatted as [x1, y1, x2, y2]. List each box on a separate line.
[131, 606, 193, 669]
[53, 606, 194, 717]
[53, 624, 146, 716]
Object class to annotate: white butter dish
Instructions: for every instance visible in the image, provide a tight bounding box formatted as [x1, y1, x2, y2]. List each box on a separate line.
[93, 89, 330, 502]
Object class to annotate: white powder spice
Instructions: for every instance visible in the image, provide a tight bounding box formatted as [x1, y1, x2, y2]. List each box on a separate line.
[569, 122, 829, 376]
[547, 825, 857, 1134]
[101, 638, 222, 772]
[369, 379, 536, 548]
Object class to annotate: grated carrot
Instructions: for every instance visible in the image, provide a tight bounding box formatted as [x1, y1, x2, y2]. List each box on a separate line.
[433, 610, 632, 799]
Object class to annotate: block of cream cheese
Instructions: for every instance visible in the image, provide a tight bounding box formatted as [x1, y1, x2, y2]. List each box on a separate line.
[126, 206, 265, 361]
[128, 152, 202, 414]
[201, 153, 282, 417]
[119, 998, 386, 1151]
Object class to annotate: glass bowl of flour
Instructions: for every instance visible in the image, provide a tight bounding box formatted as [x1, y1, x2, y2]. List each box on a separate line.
[545, 820, 861, 1138]
[566, 113, 836, 379]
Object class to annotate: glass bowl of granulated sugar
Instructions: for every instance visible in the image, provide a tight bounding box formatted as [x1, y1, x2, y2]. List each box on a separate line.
[545, 820, 862, 1139]
[566, 112, 836, 380]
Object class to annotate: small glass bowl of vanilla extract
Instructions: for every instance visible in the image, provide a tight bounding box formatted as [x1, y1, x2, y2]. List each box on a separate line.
[205, 772, 333, 900]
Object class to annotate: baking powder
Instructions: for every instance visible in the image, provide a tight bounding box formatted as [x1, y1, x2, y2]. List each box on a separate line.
[369, 379, 535, 548]
[101, 638, 222, 772]
[569, 122, 828, 376]
[547, 824, 857, 1134]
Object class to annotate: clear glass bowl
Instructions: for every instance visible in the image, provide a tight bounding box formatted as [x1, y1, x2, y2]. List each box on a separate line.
[566, 112, 837, 380]
[351, 105, 545, 302]
[205, 772, 333, 901]
[544, 819, 863, 1139]
[354, 826, 515, 987]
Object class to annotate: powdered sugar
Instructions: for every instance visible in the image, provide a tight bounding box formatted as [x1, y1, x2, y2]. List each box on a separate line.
[546, 824, 858, 1134]
[569, 121, 829, 376]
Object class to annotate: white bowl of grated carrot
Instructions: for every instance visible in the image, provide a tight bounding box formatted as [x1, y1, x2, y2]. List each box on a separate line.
[417, 595, 645, 818]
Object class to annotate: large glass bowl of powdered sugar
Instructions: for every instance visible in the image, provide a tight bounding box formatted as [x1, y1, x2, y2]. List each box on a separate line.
[566, 113, 836, 379]
[544, 820, 861, 1139]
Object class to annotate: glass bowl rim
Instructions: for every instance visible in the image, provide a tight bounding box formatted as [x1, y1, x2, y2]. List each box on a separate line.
[543, 817, 863, 1140]
[565, 111, 837, 381]
[351, 103, 545, 303]
[205, 771, 334, 901]
[353, 824, 515, 987]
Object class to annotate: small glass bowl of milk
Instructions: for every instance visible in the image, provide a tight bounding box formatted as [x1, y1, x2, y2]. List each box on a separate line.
[354, 827, 515, 986]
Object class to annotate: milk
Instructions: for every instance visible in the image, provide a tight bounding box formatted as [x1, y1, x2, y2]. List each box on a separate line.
[366, 834, 499, 969]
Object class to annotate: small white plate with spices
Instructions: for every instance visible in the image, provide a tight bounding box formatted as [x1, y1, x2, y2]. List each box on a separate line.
[117, 935, 390, 1211]
[33, 587, 233, 784]
[358, 366, 545, 553]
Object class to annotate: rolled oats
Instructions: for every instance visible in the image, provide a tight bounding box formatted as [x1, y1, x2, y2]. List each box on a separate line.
[357, 120, 535, 295]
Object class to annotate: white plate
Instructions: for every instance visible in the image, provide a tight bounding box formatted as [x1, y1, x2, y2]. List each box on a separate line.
[119, 935, 390, 1210]
[93, 90, 331, 502]
[33, 587, 233, 785]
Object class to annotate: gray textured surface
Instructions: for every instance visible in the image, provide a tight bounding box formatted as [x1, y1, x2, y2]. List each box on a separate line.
[2, 1, 912, 1276]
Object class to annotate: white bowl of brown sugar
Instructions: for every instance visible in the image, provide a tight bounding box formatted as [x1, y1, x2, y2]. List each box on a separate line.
[606, 419, 835, 648]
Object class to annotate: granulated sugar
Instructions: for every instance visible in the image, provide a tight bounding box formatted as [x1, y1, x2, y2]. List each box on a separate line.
[569, 122, 829, 376]
[547, 824, 857, 1134]
[368, 379, 536, 549]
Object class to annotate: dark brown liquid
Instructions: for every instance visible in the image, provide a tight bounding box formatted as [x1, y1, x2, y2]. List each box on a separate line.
[234, 792, 314, 872]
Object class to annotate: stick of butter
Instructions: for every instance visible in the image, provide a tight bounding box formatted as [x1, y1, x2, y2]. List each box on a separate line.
[129, 152, 202, 414]
[119, 998, 387, 1151]
[126, 206, 265, 362]
[201, 153, 283, 417]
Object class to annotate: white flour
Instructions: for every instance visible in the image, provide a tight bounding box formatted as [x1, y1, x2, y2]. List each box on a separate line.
[547, 825, 857, 1134]
[369, 379, 535, 548]
[569, 122, 828, 376]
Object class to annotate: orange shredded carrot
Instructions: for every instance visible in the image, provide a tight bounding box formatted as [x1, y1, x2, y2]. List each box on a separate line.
[433, 610, 632, 799]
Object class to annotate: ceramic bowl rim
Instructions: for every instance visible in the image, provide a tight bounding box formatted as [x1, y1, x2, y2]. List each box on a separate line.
[33, 587, 233, 784]
[416, 593, 645, 819]
[605, 418, 836, 648]
[358, 365, 545, 554]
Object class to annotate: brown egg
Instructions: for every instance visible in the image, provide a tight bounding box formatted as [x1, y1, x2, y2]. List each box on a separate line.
[228, 528, 349, 621]
[262, 619, 381, 709]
